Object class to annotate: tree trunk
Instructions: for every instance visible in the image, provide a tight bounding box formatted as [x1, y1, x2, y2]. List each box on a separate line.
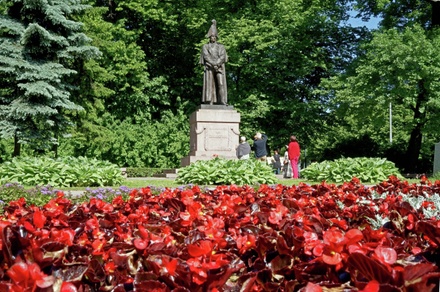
[13, 133, 21, 157]
[52, 140, 58, 158]
[405, 123, 423, 173]
[404, 80, 427, 173]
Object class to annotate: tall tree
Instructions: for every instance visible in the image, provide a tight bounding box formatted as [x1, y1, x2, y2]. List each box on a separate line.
[0, 0, 100, 156]
[75, 4, 171, 122]
[354, 0, 438, 29]
[317, 0, 440, 172]
[91, 0, 205, 118]
[321, 25, 440, 172]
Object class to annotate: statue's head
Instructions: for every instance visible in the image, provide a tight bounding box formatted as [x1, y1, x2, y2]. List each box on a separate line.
[206, 19, 218, 39]
[209, 34, 217, 43]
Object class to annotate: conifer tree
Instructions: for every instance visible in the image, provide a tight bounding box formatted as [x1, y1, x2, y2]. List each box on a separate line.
[0, 0, 100, 156]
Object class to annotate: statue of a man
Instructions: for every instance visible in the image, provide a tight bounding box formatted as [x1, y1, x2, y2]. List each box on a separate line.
[200, 20, 228, 105]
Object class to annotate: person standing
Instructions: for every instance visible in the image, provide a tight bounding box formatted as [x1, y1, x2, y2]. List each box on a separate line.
[272, 149, 282, 174]
[288, 135, 301, 179]
[283, 145, 292, 178]
[253, 132, 268, 162]
[236, 136, 251, 159]
[200, 19, 228, 105]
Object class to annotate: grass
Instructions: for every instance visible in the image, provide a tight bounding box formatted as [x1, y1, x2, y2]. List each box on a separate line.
[115, 177, 423, 189]
[55, 178, 311, 191]
[45, 177, 425, 192]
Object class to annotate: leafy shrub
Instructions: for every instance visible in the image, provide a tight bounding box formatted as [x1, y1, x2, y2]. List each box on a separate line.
[301, 157, 403, 183]
[59, 110, 190, 168]
[176, 157, 277, 185]
[0, 156, 124, 187]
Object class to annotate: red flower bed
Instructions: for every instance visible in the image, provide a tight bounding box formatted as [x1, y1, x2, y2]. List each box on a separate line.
[0, 176, 439, 291]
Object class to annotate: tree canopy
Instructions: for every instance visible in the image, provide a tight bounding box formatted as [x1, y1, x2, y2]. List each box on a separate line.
[0, 0, 100, 156]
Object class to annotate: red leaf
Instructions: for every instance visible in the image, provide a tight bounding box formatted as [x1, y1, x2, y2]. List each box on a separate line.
[51, 229, 75, 246]
[7, 262, 29, 285]
[360, 280, 379, 292]
[403, 262, 438, 282]
[416, 220, 440, 246]
[33, 210, 46, 229]
[166, 258, 178, 276]
[347, 252, 393, 284]
[138, 225, 150, 240]
[7, 262, 54, 288]
[29, 262, 55, 288]
[188, 240, 212, 257]
[23, 221, 36, 233]
[134, 279, 167, 291]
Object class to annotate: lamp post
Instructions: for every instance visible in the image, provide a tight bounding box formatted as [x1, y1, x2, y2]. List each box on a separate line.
[389, 102, 392, 144]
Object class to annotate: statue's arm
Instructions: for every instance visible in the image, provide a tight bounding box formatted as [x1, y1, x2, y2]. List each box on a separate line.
[201, 45, 217, 67]
[217, 45, 227, 66]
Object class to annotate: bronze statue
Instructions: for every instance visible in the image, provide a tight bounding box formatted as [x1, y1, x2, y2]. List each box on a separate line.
[200, 19, 228, 105]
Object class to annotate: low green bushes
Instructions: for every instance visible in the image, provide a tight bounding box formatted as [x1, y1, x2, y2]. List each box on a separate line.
[0, 156, 124, 187]
[176, 157, 277, 185]
[300, 157, 403, 183]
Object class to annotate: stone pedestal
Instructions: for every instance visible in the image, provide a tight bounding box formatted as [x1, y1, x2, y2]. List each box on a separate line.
[434, 142, 440, 174]
[181, 105, 240, 166]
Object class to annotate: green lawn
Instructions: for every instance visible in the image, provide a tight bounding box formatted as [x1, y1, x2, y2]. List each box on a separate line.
[56, 177, 424, 192]
[120, 177, 422, 189]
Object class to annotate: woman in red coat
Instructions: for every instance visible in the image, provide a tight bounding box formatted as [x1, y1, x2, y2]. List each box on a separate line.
[288, 135, 301, 179]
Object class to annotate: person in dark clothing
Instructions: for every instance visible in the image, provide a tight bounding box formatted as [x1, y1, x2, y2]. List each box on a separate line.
[236, 136, 251, 159]
[271, 149, 282, 174]
[253, 132, 268, 162]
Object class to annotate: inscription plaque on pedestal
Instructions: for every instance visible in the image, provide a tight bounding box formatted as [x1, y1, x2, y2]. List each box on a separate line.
[181, 105, 240, 166]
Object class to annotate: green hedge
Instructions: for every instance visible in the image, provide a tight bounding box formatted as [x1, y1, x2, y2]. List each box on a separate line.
[176, 157, 277, 185]
[0, 156, 124, 187]
[125, 167, 165, 177]
[301, 157, 403, 183]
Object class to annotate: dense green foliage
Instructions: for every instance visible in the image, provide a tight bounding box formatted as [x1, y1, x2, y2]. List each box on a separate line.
[176, 158, 277, 185]
[319, 25, 440, 172]
[125, 167, 164, 178]
[0, 156, 124, 187]
[301, 157, 403, 183]
[59, 111, 190, 168]
[1, 0, 439, 173]
[0, 0, 100, 155]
